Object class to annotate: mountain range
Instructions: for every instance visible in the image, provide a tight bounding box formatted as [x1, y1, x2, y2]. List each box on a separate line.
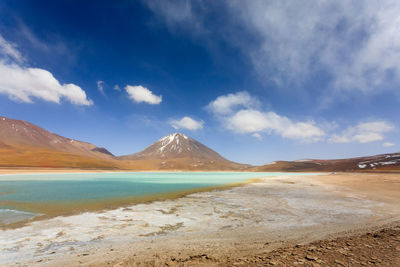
[0, 115, 399, 171]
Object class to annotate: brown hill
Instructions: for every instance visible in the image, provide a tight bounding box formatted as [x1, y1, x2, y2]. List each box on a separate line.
[119, 133, 249, 170]
[251, 153, 400, 172]
[0, 116, 114, 159]
[0, 116, 122, 169]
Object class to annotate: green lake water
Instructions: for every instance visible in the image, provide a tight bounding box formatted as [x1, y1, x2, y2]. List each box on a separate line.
[0, 172, 305, 225]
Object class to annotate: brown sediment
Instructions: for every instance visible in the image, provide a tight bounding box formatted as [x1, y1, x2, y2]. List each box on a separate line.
[0, 177, 263, 230]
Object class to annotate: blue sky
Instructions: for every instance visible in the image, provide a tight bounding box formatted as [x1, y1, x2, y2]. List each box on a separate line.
[0, 0, 399, 165]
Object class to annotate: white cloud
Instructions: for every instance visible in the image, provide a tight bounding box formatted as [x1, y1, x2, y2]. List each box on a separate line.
[233, 1, 400, 95]
[125, 85, 162, 104]
[97, 80, 105, 95]
[383, 142, 395, 147]
[356, 121, 394, 133]
[0, 34, 92, 106]
[329, 134, 351, 144]
[0, 63, 92, 105]
[207, 91, 259, 115]
[226, 109, 325, 142]
[0, 35, 24, 63]
[252, 133, 262, 140]
[353, 132, 384, 143]
[144, 0, 203, 34]
[170, 116, 204, 130]
[208, 92, 325, 142]
[145, 1, 400, 98]
[113, 84, 121, 91]
[329, 121, 394, 144]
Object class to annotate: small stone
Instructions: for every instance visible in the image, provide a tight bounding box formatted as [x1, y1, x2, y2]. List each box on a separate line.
[334, 259, 346, 266]
[305, 255, 317, 261]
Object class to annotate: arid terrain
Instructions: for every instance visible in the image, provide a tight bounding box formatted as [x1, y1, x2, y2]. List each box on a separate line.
[1, 172, 399, 266]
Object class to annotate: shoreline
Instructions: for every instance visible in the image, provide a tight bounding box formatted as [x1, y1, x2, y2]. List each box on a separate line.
[0, 175, 263, 230]
[0, 167, 338, 176]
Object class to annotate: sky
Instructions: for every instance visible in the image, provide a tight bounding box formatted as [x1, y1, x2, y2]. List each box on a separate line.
[0, 0, 399, 165]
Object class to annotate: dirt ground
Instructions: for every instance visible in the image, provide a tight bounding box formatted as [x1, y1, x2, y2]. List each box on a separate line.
[111, 222, 400, 266]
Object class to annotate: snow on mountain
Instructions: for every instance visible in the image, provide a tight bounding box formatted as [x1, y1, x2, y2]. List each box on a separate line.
[120, 132, 226, 161]
[356, 153, 400, 169]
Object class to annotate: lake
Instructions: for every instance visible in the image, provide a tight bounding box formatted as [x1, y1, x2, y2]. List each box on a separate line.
[0, 172, 303, 225]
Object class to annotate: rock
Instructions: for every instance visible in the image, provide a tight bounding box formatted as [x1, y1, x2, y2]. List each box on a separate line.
[305, 255, 317, 261]
[334, 259, 346, 266]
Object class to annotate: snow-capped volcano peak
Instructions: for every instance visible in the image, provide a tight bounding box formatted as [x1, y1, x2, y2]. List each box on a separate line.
[121, 132, 225, 160]
[158, 132, 188, 144]
[157, 133, 190, 153]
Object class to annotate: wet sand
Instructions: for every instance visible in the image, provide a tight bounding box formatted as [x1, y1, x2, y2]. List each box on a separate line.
[1, 172, 400, 266]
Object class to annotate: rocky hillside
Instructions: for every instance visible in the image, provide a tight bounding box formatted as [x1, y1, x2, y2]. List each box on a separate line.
[251, 153, 400, 172]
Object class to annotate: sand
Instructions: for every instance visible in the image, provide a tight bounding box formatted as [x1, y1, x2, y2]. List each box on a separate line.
[1, 172, 400, 266]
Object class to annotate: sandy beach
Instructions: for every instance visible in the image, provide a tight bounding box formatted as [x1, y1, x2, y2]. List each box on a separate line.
[1, 172, 400, 266]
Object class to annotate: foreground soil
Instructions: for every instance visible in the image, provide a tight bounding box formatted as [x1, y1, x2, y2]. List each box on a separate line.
[110, 223, 400, 266]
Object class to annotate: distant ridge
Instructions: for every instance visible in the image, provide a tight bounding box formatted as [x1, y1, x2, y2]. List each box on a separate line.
[0, 115, 119, 169]
[251, 153, 400, 172]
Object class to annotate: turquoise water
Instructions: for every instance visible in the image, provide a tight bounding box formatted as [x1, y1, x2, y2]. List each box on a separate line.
[0, 172, 307, 225]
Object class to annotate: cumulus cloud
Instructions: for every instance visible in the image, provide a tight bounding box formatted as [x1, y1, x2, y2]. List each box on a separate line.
[329, 121, 394, 144]
[207, 91, 260, 115]
[0, 34, 92, 106]
[0, 63, 93, 105]
[383, 142, 395, 147]
[208, 92, 325, 142]
[113, 84, 121, 91]
[97, 80, 105, 95]
[125, 85, 162, 104]
[226, 109, 325, 142]
[170, 116, 204, 130]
